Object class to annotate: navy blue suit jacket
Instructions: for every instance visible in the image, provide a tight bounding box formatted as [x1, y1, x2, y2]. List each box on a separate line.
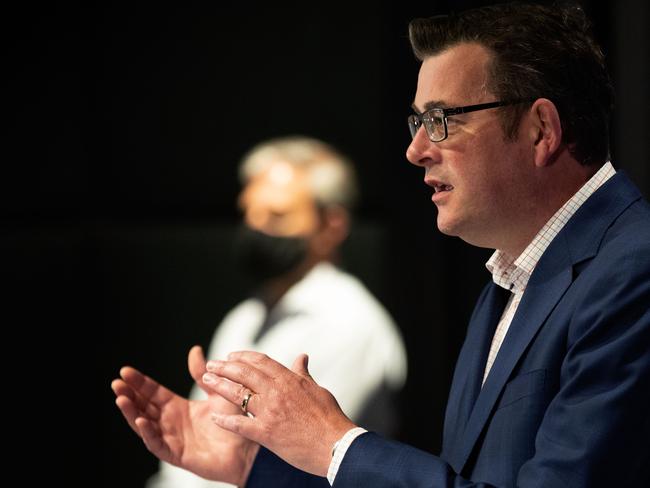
[246, 172, 650, 487]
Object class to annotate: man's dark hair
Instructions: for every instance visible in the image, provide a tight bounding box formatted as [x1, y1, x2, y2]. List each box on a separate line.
[409, 2, 614, 166]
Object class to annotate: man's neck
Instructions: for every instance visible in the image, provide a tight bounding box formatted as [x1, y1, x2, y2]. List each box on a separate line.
[502, 161, 602, 258]
[501, 161, 604, 258]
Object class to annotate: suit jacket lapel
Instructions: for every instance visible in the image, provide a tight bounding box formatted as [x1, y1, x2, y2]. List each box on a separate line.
[455, 258, 573, 471]
[442, 283, 509, 469]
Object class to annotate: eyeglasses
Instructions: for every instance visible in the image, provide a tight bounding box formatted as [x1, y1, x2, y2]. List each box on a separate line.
[408, 99, 532, 142]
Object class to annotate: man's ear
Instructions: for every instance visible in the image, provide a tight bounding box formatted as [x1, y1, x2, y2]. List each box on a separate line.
[529, 98, 563, 167]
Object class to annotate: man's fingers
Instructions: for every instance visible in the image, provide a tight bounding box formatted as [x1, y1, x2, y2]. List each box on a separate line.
[202, 373, 259, 414]
[225, 351, 288, 377]
[188, 345, 207, 387]
[120, 366, 174, 405]
[115, 394, 144, 434]
[135, 417, 170, 462]
[205, 359, 272, 394]
[115, 385, 169, 462]
[211, 412, 260, 442]
[111, 378, 134, 400]
[290, 353, 312, 379]
[112, 378, 160, 419]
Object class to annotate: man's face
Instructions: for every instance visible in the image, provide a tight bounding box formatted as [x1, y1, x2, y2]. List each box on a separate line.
[238, 161, 320, 238]
[406, 42, 536, 252]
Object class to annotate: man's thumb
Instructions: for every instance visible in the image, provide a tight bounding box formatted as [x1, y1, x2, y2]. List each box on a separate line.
[291, 353, 311, 378]
[188, 345, 209, 389]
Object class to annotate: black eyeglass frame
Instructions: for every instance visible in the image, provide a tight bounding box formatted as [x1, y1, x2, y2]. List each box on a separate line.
[408, 99, 534, 142]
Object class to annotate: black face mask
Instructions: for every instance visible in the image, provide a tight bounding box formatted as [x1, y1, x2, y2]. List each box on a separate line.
[233, 225, 309, 282]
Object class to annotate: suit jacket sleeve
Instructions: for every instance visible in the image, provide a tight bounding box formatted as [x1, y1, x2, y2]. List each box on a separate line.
[245, 439, 494, 488]
[333, 432, 496, 488]
[245, 447, 330, 488]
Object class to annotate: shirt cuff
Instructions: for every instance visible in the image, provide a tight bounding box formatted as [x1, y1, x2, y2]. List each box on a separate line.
[326, 427, 367, 485]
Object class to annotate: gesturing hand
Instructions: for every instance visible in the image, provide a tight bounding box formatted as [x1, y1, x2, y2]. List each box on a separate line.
[202, 351, 357, 477]
[112, 346, 259, 486]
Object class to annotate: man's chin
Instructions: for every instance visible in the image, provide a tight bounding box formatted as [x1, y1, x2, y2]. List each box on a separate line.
[436, 216, 461, 237]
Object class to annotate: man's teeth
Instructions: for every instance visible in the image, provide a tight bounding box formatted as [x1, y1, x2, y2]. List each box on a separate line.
[435, 184, 454, 192]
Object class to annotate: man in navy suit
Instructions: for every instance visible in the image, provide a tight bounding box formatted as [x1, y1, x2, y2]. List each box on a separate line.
[113, 3, 650, 486]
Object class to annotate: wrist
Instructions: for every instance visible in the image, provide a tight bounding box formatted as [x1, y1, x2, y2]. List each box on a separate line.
[238, 443, 261, 487]
[320, 420, 357, 476]
[326, 426, 368, 484]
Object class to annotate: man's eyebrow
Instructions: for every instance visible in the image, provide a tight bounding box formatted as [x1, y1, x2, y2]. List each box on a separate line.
[411, 100, 447, 114]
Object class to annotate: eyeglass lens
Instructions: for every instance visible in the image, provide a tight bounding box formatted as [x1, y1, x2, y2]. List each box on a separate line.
[408, 111, 445, 141]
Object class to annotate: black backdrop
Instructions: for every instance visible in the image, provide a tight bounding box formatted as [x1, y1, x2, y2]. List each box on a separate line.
[5, 1, 648, 486]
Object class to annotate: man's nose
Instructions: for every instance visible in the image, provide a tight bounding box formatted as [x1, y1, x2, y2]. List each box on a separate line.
[406, 127, 439, 167]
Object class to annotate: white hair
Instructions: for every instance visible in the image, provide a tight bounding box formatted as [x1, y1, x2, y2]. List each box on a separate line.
[238, 136, 358, 208]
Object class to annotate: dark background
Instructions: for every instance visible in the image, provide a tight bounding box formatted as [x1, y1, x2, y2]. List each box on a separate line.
[5, 1, 648, 486]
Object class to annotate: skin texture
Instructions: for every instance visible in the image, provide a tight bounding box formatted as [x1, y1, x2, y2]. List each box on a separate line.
[205, 351, 356, 477]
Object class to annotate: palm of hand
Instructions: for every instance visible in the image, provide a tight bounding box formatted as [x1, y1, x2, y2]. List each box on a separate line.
[165, 392, 250, 482]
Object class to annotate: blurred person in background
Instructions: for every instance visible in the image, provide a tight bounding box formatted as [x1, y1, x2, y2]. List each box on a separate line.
[145, 136, 407, 488]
